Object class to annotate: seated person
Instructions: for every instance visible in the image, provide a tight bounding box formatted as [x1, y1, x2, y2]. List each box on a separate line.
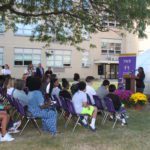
[12, 79, 29, 107]
[106, 84, 127, 125]
[70, 73, 80, 95]
[0, 111, 14, 142]
[27, 77, 57, 135]
[59, 78, 72, 99]
[85, 76, 96, 105]
[3, 77, 15, 96]
[72, 81, 98, 131]
[50, 78, 61, 100]
[96, 80, 110, 107]
[107, 84, 121, 111]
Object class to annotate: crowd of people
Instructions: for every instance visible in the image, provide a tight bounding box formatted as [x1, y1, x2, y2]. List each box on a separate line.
[0, 63, 130, 142]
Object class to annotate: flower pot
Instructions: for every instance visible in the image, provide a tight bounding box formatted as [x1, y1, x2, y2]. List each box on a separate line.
[134, 105, 144, 111]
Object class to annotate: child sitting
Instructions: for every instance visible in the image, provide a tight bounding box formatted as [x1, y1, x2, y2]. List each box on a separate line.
[106, 84, 127, 126]
[72, 81, 98, 131]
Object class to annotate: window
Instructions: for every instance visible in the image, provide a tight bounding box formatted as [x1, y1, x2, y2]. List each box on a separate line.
[0, 47, 4, 65]
[101, 39, 122, 55]
[46, 50, 71, 67]
[14, 48, 41, 66]
[82, 50, 90, 68]
[15, 23, 37, 36]
[0, 15, 5, 33]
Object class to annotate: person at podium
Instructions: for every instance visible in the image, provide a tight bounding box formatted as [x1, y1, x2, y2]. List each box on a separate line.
[135, 67, 145, 93]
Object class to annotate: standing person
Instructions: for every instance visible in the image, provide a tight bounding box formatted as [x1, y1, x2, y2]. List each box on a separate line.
[45, 67, 53, 77]
[36, 63, 44, 78]
[71, 73, 80, 95]
[135, 67, 145, 93]
[3, 64, 11, 75]
[85, 76, 96, 105]
[72, 81, 98, 131]
[25, 64, 35, 77]
[27, 77, 57, 135]
[1, 66, 5, 75]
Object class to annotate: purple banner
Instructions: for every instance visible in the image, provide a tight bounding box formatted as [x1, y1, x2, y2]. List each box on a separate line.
[118, 55, 136, 89]
[119, 55, 136, 78]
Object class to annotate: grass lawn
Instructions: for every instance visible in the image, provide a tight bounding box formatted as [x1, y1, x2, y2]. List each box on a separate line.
[1, 81, 150, 150]
[1, 106, 150, 150]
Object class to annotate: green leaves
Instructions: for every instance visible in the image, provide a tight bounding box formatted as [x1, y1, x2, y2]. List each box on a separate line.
[0, 0, 150, 48]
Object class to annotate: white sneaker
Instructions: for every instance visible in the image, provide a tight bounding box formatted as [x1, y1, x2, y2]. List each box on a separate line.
[0, 133, 15, 142]
[13, 120, 21, 130]
[8, 129, 20, 134]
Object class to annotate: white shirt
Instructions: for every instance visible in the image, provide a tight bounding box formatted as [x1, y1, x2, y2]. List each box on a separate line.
[1, 69, 5, 75]
[72, 90, 87, 114]
[46, 83, 51, 94]
[2, 69, 11, 75]
[51, 87, 61, 99]
[86, 84, 96, 104]
[7, 88, 14, 95]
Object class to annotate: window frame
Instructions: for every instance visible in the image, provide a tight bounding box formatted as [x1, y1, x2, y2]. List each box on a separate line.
[14, 48, 41, 66]
[46, 49, 72, 68]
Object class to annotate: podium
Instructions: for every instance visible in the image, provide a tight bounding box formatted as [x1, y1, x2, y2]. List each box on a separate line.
[123, 74, 136, 93]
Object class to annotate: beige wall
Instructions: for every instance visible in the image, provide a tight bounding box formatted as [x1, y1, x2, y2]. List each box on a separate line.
[0, 29, 139, 79]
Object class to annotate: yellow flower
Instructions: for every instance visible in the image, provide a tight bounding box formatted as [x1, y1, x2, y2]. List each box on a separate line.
[130, 93, 148, 104]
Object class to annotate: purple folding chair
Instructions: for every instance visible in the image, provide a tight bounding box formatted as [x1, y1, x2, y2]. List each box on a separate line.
[93, 95, 107, 123]
[103, 97, 121, 129]
[65, 100, 87, 132]
[53, 95, 64, 119]
[13, 98, 41, 135]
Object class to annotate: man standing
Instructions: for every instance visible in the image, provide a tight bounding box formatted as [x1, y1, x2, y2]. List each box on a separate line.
[36, 63, 44, 78]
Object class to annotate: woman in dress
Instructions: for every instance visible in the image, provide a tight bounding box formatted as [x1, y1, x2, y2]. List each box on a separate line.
[27, 76, 57, 135]
[136, 67, 145, 93]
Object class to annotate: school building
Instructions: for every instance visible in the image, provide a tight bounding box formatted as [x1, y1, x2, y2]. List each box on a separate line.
[0, 18, 145, 79]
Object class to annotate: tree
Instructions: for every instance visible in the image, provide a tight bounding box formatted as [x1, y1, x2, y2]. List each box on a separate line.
[0, 0, 150, 49]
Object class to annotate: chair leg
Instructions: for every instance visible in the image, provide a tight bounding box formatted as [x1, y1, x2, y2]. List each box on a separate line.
[112, 118, 118, 129]
[65, 114, 72, 128]
[102, 113, 109, 125]
[101, 112, 106, 124]
[32, 119, 42, 134]
[59, 110, 64, 119]
[20, 119, 30, 135]
[72, 117, 80, 133]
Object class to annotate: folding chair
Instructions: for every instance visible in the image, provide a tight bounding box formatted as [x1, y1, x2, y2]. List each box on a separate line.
[53, 95, 63, 119]
[103, 97, 125, 129]
[65, 100, 87, 132]
[93, 95, 107, 123]
[13, 98, 41, 135]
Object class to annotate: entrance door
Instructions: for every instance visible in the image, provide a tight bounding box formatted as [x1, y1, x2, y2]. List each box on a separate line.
[103, 64, 118, 79]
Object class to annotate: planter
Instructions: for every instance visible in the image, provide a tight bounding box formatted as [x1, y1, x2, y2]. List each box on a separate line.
[134, 105, 145, 111]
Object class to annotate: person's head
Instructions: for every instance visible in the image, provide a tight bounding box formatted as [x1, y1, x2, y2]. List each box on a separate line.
[53, 78, 59, 87]
[38, 63, 42, 68]
[5, 64, 9, 69]
[14, 79, 25, 90]
[48, 67, 51, 71]
[78, 81, 86, 92]
[2, 66, 4, 69]
[85, 76, 95, 85]
[5, 78, 15, 89]
[102, 80, 110, 88]
[42, 74, 50, 83]
[26, 76, 42, 91]
[138, 67, 144, 74]
[74, 73, 80, 82]
[62, 78, 69, 90]
[109, 84, 116, 93]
